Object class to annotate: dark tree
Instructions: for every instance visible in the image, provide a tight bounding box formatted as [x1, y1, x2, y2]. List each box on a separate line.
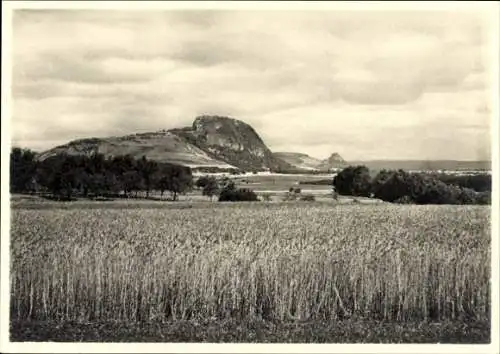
[161, 164, 193, 201]
[137, 156, 158, 198]
[122, 170, 143, 197]
[202, 176, 219, 201]
[10, 147, 38, 193]
[333, 165, 372, 197]
[110, 155, 135, 178]
[371, 169, 410, 202]
[36, 154, 80, 200]
[156, 177, 168, 199]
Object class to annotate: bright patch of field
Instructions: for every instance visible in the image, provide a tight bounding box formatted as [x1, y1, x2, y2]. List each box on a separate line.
[225, 173, 337, 200]
[232, 173, 334, 191]
[10, 203, 490, 342]
[194, 172, 336, 194]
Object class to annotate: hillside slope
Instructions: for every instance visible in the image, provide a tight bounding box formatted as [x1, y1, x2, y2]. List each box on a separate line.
[37, 131, 234, 168]
[273, 152, 323, 171]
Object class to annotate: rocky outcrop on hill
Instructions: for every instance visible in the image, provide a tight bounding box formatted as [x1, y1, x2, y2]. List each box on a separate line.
[170, 115, 292, 171]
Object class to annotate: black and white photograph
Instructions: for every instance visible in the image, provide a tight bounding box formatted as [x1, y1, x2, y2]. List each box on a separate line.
[1, 1, 498, 352]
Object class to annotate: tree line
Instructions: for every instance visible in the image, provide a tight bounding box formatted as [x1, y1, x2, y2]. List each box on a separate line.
[429, 172, 491, 193]
[10, 148, 193, 201]
[333, 165, 491, 205]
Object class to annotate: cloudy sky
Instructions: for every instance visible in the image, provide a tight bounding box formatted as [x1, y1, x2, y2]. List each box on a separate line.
[10, 7, 494, 160]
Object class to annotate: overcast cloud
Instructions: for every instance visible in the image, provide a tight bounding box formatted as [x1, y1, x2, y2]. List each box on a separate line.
[10, 8, 494, 160]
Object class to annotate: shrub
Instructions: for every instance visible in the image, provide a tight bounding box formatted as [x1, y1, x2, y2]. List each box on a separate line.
[195, 175, 210, 189]
[476, 191, 491, 205]
[218, 187, 259, 202]
[282, 192, 297, 201]
[300, 194, 315, 202]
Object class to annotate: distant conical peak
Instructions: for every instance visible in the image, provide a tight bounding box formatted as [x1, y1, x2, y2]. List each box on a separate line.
[326, 153, 344, 161]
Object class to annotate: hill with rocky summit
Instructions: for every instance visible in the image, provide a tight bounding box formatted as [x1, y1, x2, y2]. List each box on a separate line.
[316, 153, 348, 170]
[170, 116, 292, 171]
[38, 116, 294, 172]
[273, 152, 347, 171]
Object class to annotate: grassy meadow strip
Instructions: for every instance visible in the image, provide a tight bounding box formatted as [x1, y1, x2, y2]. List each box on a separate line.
[10, 204, 490, 324]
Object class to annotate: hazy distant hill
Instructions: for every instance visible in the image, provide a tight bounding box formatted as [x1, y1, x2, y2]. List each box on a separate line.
[349, 160, 491, 171]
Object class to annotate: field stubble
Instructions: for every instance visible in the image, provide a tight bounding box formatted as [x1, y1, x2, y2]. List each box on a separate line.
[10, 203, 491, 341]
